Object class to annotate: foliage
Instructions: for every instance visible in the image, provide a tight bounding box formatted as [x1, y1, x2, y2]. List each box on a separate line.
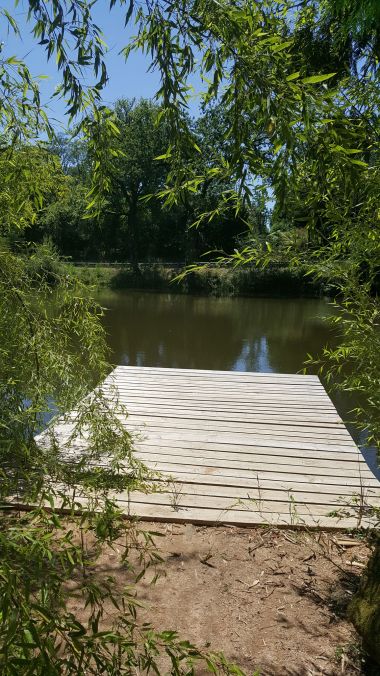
[0, 145, 67, 236]
[74, 261, 330, 297]
[1, 0, 380, 669]
[37, 182, 95, 259]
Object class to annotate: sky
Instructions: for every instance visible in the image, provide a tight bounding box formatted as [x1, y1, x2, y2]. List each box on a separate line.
[1, 0, 202, 131]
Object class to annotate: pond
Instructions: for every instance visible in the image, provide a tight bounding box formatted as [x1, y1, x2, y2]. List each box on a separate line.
[96, 289, 379, 477]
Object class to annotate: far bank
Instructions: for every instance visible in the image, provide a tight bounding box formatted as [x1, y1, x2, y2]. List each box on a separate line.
[72, 262, 336, 298]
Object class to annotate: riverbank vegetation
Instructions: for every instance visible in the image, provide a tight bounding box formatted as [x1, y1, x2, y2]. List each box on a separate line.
[72, 261, 333, 297]
[1, 0, 380, 673]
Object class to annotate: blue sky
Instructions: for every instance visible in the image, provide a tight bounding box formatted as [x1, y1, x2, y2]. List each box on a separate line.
[1, 0, 202, 130]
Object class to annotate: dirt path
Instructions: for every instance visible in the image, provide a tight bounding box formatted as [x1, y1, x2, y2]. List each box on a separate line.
[73, 523, 371, 675]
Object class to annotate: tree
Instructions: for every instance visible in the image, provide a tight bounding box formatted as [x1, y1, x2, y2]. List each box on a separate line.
[41, 98, 250, 263]
[105, 98, 175, 262]
[49, 133, 90, 180]
[1, 0, 379, 668]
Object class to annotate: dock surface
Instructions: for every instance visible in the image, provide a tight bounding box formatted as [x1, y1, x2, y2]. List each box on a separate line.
[45, 366, 380, 528]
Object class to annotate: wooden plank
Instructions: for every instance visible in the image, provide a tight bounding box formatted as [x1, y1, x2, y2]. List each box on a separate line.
[56, 447, 373, 482]
[100, 393, 339, 414]
[112, 371, 324, 385]
[114, 365, 320, 382]
[15, 493, 372, 529]
[66, 408, 354, 440]
[114, 364, 320, 376]
[134, 446, 366, 470]
[123, 418, 355, 443]
[110, 389, 330, 403]
[130, 460, 379, 487]
[106, 380, 334, 397]
[112, 501, 375, 530]
[108, 385, 331, 402]
[121, 405, 342, 425]
[103, 388, 336, 406]
[110, 376, 328, 390]
[121, 490, 363, 516]
[134, 444, 364, 469]
[106, 384, 332, 398]
[126, 481, 380, 506]
[48, 444, 377, 491]
[110, 381, 329, 398]
[110, 375, 327, 390]
[135, 454, 377, 482]
[70, 446, 372, 482]
[121, 492, 333, 515]
[105, 392, 337, 409]
[135, 454, 373, 479]
[58, 417, 359, 450]
[147, 472, 379, 498]
[121, 403, 348, 434]
[135, 439, 362, 462]
[55, 485, 338, 516]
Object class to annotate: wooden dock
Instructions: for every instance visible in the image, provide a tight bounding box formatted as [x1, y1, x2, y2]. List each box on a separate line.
[42, 366, 380, 529]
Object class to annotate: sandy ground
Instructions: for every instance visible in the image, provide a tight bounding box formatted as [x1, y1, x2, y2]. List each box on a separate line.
[67, 521, 375, 676]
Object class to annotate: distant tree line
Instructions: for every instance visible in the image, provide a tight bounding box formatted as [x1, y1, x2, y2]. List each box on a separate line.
[13, 99, 267, 263]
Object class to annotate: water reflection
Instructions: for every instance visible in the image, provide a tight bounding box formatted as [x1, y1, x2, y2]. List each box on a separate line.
[97, 291, 334, 374]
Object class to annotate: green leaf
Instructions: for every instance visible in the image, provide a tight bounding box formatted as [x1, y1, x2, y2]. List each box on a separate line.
[286, 72, 300, 82]
[301, 73, 336, 84]
[6, 56, 21, 65]
[271, 40, 292, 53]
[154, 152, 172, 160]
[331, 145, 363, 155]
[350, 159, 368, 167]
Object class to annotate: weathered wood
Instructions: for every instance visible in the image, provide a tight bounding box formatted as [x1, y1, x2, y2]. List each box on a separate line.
[121, 406, 343, 425]
[147, 472, 378, 498]
[134, 446, 363, 470]
[114, 365, 320, 379]
[135, 439, 361, 461]
[125, 482, 380, 506]
[101, 386, 337, 409]
[128, 460, 379, 486]
[124, 421, 356, 445]
[135, 436, 361, 464]
[118, 490, 362, 516]
[56, 417, 359, 450]
[37, 365, 380, 530]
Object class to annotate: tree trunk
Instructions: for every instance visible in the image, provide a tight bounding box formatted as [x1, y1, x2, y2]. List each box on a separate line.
[349, 537, 380, 664]
[127, 188, 140, 274]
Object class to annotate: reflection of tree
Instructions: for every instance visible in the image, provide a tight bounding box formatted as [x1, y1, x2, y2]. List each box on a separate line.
[251, 298, 335, 374]
[97, 291, 335, 376]
[99, 292, 243, 371]
[233, 337, 271, 373]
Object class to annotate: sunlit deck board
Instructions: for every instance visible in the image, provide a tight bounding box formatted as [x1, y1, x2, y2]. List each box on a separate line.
[40, 366, 380, 529]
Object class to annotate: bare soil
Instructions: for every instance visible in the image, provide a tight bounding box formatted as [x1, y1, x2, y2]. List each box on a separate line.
[72, 522, 372, 676]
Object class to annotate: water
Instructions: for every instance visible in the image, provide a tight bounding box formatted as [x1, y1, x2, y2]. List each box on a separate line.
[96, 289, 379, 478]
